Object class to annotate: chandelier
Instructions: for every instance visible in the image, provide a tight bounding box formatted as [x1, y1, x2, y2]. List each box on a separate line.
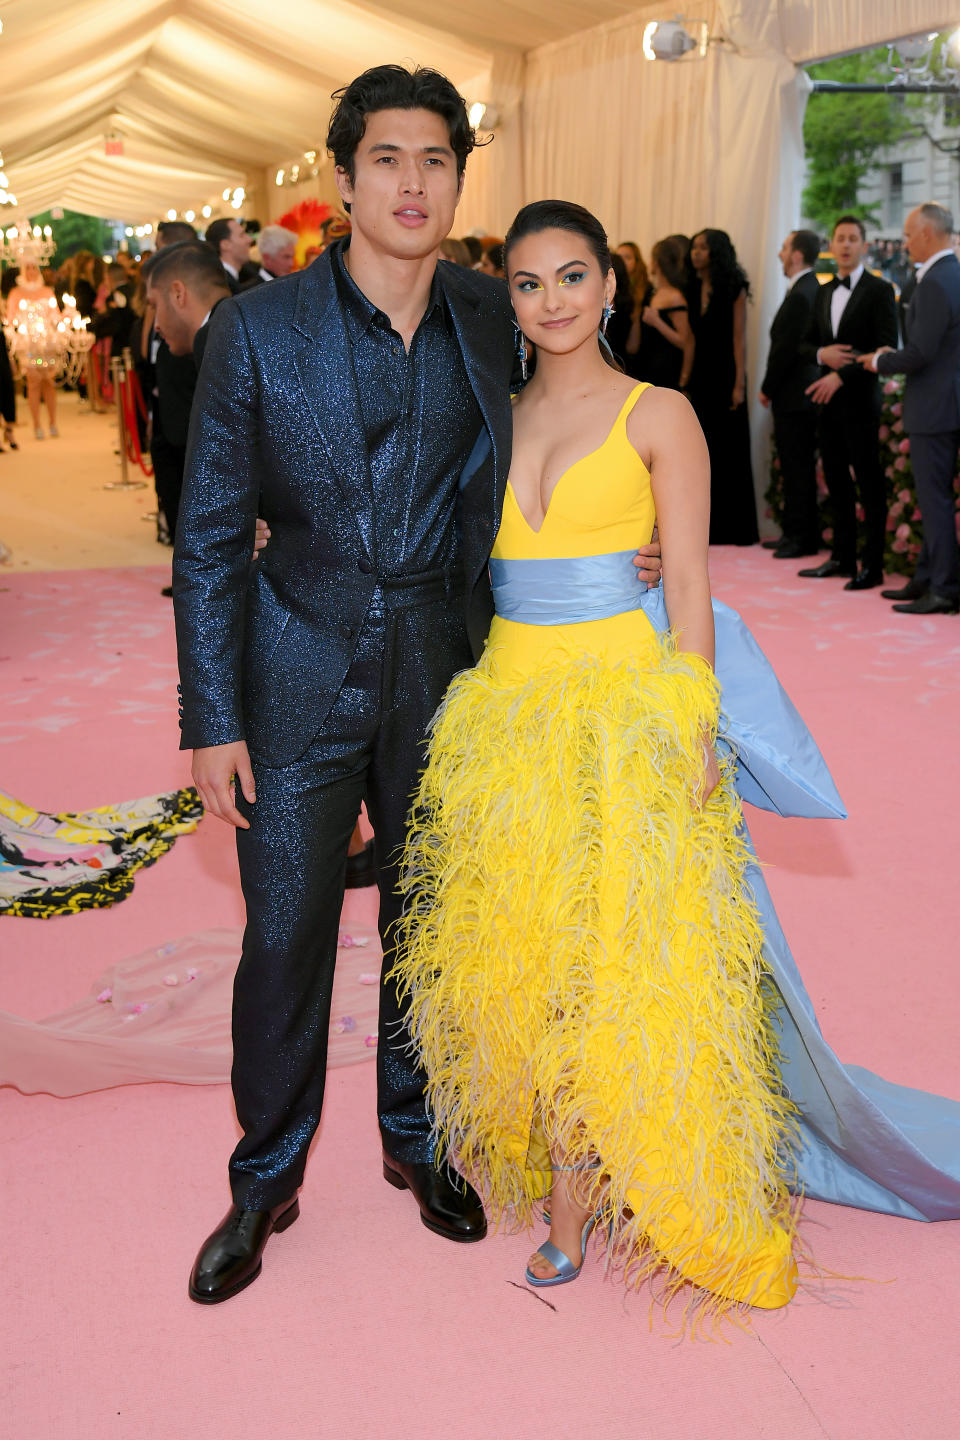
[1, 220, 56, 267]
[4, 293, 94, 387]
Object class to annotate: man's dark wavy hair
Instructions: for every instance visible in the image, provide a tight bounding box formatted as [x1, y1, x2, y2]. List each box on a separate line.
[326, 64, 478, 191]
[691, 228, 751, 301]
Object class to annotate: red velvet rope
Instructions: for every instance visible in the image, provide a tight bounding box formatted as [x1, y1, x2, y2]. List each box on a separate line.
[118, 368, 153, 477]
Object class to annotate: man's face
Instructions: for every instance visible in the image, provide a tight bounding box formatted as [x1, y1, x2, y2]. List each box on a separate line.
[903, 209, 939, 265]
[778, 233, 799, 277]
[830, 223, 865, 274]
[335, 108, 462, 261]
[224, 220, 253, 267]
[264, 243, 296, 277]
[146, 279, 195, 355]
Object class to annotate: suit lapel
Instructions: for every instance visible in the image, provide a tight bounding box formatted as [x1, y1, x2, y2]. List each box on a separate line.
[441, 268, 512, 534]
[291, 253, 375, 566]
[837, 273, 871, 340]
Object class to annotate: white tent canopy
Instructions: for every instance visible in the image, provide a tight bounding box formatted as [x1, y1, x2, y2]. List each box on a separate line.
[1, 0, 955, 228]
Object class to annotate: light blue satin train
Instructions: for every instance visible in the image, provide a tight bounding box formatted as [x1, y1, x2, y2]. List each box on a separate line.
[490, 549, 960, 1222]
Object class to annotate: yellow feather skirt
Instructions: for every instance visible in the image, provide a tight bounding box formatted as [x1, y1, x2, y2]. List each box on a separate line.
[394, 609, 799, 1316]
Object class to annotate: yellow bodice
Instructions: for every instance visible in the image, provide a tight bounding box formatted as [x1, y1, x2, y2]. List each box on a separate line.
[491, 382, 656, 562]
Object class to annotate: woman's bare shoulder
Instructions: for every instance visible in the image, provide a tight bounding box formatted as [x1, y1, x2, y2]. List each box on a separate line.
[628, 384, 700, 447]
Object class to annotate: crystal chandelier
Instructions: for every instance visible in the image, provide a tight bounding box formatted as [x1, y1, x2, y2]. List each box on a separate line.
[4, 293, 94, 387]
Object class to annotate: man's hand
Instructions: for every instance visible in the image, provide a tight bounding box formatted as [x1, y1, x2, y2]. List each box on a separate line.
[193, 741, 256, 829]
[818, 343, 856, 370]
[758, 391, 770, 409]
[253, 517, 271, 559]
[858, 346, 892, 371]
[633, 525, 663, 589]
[805, 372, 843, 405]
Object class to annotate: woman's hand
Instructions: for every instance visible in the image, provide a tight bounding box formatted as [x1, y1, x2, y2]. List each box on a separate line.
[730, 380, 745, 409]
[641, 305, 661, 328]
[253, 517, 271, 559]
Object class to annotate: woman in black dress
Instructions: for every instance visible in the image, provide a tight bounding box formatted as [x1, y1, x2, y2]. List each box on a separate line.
[628, 235, 693, 390]
[688, 229, 758, 545]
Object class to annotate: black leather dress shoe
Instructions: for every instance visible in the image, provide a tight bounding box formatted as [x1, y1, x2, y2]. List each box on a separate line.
[382, 1154, 487, 1242]
[881, 579, 928, 602]
[798, 559, 856, 579]
[892, 591, 959, 615]
[844, 569, 884, 591]
[344, 837, 377, 889]
[773, 540, 820, 560]
[188, 1197, 300, 1304]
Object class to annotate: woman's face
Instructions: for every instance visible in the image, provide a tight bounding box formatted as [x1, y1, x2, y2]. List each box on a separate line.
[479, 250, 503, 277]
[649, 260, 661, 286]
[509, 227, 614, 359]
[690, 233, 710, 273]
[616, 245, 636, 276]
[23, 263, 42, 286]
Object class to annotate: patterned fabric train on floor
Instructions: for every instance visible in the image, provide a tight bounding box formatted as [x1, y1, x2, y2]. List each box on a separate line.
[0, 788, 202, 918]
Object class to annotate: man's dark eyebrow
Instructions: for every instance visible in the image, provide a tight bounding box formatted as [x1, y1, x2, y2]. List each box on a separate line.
[367, 143, 454, 156]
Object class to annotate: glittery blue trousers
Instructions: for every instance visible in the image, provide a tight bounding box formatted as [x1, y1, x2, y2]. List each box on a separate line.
[230, 571, 472, 1209]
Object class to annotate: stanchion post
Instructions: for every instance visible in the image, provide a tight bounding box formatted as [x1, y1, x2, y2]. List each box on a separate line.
[103, 353, 146, 491]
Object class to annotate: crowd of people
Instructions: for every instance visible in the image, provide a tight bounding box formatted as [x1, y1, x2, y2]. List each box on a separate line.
[4, 202, 958, 617]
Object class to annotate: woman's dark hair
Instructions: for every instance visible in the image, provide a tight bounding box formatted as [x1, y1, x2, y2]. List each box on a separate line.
[610, 252, 632, 308]
[505, 200, 614, 278]
[461, 235, 483, 265]
[651, 235, 689, 291]
[692, 228, 751, 300]
[327, 65, 479, 188]
[483, 242, 505, 274]
[505, 200, 621, 374]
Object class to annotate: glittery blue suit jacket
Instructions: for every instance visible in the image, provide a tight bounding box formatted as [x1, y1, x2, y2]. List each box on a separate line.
[172, 251, 515, 763]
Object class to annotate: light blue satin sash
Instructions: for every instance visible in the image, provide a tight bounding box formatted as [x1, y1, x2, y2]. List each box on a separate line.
[487, 550, 960, 1221]
[490, 550, 642, 626]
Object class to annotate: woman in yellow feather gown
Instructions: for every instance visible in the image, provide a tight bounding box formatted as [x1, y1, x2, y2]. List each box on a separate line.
[394, 201, 798, 1316]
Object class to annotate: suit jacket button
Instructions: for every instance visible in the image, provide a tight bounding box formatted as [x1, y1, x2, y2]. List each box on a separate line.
[357, 558, 372, 574]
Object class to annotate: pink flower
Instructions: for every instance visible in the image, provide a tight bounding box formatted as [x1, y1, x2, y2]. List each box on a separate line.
[185, 967, 198, 982]
[891, 402, 902, 416]
[898, 438, 911, 454]
[888, 501, 904, 521]
[892, 420, 903, 434]
[898, 488, 912, 503]
[878, 425, 890, 441]
[896, 522, 911, 541]
[163, 974, 179, 987]
[883, 380, 898, 394]
[885, 466, 895, 479]
[912, 509, 922, 521]
[892, 537, 908, 553]
[96, 988, 113, 1004]
[822, 527, 833, 543]
[364, 1035, 378, 1048]
[358, 973, 379, 985]
[894, 456, 907, 472]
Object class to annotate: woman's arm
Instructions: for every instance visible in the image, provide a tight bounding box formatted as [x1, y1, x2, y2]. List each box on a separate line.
[731, 289, 747, 406]
[653, 305, 690, 353]
[679, 329, 694, 390]
[629, 388, 713, 666]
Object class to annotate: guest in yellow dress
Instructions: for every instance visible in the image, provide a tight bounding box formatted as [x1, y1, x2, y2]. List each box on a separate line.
[394, 200, 797, 1317]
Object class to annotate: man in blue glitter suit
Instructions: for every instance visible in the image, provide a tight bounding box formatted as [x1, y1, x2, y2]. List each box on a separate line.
[174, 63, 662, 1304]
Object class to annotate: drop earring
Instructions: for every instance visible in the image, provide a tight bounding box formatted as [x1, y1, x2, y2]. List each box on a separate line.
[514, 321, 529, 382]
[601, 300, 613, 335]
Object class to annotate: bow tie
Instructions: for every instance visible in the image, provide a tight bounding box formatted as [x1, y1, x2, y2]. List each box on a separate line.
[834, 275, 851, 289]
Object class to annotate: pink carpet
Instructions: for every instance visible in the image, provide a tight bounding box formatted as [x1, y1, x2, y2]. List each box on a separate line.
[2, 556, 958, 1440]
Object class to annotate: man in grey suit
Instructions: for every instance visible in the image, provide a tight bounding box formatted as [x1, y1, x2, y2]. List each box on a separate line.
[861, 202, 960, 614]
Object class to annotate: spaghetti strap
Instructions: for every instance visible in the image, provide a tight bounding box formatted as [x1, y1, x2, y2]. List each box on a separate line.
[615, 381, 651, 431]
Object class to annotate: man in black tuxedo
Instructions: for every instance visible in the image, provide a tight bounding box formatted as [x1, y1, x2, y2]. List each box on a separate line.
[861, 202, 960, 615]
[143, 245, 230, 589]
[759, 229, 822, 559]
[203, 217, 252, 294]
[797, 214, 898, 590]
[174, 61, 663, 1305]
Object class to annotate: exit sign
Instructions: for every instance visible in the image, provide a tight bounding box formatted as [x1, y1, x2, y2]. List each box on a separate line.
[105, 138, 124, 156]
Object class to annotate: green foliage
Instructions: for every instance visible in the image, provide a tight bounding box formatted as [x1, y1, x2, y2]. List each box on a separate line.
[802, 48, 930, 234]
[28, 209, 114, 269]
